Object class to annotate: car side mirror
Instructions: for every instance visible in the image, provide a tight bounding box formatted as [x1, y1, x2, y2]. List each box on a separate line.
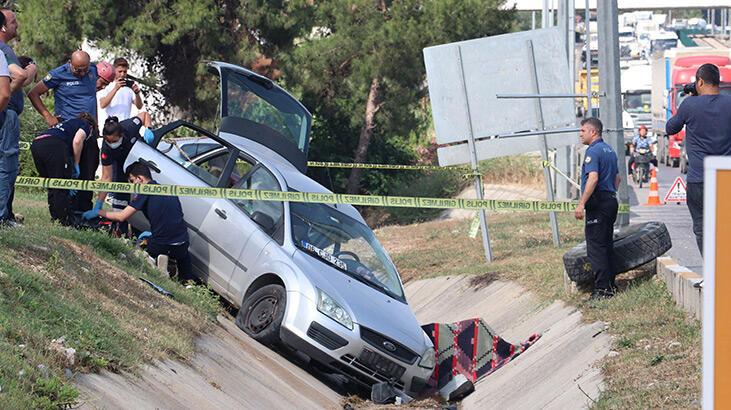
[251, 211, 275, 234]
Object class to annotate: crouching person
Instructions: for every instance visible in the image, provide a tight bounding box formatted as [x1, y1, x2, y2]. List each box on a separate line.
[30, 112, 96, 225]
[91, 161, 195, 282]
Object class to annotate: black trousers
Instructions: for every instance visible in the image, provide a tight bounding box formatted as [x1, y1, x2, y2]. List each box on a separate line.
[687, 182, 704, 255]
[146, 241, 195, 282]
[30, 138, 73, 225]
[585, 191, 619, 291]
[76, 139, 99, 213]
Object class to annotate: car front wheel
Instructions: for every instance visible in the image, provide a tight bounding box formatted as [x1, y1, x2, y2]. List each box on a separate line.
[236, 284, 287, 345]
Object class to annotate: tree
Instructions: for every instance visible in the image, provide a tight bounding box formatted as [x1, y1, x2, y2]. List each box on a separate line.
[15, 0, 313, 122]
[13, 0, 516, 195]
[287, 0, 516, 193]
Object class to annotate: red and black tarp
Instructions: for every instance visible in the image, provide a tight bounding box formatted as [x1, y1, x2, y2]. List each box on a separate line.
[422, 318, 540, 390]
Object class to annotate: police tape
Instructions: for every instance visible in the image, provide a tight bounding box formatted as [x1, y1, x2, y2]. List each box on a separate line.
[306, 161, 467, 171]
[14, 176, 631, 214]
[17, 143, 460, 172]
[541, 160, 581, 189]
[20, 142, 472, 175]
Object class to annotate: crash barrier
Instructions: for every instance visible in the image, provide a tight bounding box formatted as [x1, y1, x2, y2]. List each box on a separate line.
[14, 175, 631, 214]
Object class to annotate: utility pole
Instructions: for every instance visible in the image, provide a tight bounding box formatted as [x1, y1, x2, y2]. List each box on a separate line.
[598, 0, 629, 226]
[555, 0, 572, 200]
[584, 0, 592, 117]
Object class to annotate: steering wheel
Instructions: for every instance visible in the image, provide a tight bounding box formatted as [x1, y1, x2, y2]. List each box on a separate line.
[334, 251, 360, 262]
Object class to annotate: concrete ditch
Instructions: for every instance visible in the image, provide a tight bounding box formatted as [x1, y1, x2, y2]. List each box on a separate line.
[76, 275, 610, 409]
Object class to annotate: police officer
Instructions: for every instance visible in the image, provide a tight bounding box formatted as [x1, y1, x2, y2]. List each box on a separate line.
[82, 113, 155, 235]
[27, 52, 115, 214]
[92, 161, 195, 282]
[575, 117, 621, 300]
[29, 113, 96, 225]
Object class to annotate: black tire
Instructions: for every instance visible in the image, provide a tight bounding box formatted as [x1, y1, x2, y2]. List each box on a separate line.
[563, 222, 673, 284]
[235, 284, 286, 345]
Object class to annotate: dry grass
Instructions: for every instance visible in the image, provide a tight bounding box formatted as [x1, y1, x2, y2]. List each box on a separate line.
[374, 212, 701, 408]
[377, 212, 583, 302]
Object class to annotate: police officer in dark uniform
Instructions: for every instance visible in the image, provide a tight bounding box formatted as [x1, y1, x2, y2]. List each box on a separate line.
[82, 113, 155, 235]
[29, 113, 96, 225]
[575, 118, 621, 300]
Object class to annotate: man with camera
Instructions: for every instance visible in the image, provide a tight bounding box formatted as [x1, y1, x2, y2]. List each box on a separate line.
[666, 63, 731, 255]
[99, 57, 143, 121]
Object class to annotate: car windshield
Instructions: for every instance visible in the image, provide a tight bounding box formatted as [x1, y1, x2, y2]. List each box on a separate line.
[651, 39, 677, 52]
[624, 92, 651, 113]
[290, 202, 404, 300]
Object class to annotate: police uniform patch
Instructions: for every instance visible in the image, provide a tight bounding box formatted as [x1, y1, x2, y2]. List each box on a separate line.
[43, 73, 52, 82]
[585, 156, 592, 163]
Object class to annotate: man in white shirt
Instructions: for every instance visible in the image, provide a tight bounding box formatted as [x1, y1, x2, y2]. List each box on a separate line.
[99, 57, 143, 120]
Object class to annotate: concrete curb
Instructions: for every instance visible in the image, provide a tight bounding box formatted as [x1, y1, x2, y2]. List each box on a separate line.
[657, 256, 702, 320]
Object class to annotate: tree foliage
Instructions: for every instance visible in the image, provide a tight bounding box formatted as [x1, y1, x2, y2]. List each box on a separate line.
[289, 0, 516, 192]
[14, 0, 516, 194]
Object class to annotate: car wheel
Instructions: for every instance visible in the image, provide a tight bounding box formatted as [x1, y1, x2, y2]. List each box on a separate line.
[235, 284, 287, 345]
[563, 222, 672, 284]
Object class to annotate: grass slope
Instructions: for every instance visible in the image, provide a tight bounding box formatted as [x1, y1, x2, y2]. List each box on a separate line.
[0, 191, 219, 409]
[376, 212, 701, 408]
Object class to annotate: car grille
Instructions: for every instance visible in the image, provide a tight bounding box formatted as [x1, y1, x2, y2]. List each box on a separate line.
[360, 326, 419, 365]
[341, 350, 406, 390]
[306, 322, 348, 350]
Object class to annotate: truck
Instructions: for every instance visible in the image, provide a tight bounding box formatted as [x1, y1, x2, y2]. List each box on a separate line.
[651, 49, 731, 168]
[646, 31, 678, 59]
[576, 68, 599, 117]
[622, 63, 652, 129]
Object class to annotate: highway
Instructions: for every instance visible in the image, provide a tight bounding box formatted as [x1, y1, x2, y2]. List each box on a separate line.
[626, 157, 703, 273]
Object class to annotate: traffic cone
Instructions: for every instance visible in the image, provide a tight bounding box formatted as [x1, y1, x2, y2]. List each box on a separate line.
[645, 168, 662, 206]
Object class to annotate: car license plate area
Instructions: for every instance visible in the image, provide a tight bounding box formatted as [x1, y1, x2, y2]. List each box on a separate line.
[359, 349, 406, 380]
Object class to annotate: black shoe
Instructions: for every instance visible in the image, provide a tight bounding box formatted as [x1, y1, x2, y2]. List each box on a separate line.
[589, 288, 615, 301]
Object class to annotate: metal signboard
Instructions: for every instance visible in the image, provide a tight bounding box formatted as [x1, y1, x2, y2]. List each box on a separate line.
[424, 27, 576, 167]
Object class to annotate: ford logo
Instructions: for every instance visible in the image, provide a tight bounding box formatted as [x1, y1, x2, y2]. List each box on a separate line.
[382, 341, 397, 352]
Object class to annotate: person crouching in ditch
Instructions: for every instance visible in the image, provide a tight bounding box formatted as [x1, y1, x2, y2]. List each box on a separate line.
[85, 161, 195, 282]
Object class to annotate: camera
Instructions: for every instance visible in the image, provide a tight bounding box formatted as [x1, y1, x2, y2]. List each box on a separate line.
[124, 78, 135, 88]
[683, 82, 697, 96]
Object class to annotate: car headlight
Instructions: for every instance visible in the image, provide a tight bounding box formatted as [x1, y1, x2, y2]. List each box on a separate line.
[419, 347, 436, 369]
[316, 289, 353, 330]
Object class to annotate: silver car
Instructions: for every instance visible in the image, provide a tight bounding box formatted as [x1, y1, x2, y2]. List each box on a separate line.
[125, 62, 435, 394]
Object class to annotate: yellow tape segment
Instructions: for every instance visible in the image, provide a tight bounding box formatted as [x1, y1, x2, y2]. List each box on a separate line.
[306, 161, 467, 171]
[14, 176, 630, 214]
